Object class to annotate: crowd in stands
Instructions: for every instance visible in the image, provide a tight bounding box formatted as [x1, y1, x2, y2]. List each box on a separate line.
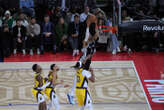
[0, 4, 113, 58]
[0, 0, 164, 60]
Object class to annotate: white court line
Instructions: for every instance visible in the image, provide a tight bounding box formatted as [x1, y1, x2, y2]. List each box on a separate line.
[131, 61, 152, 110]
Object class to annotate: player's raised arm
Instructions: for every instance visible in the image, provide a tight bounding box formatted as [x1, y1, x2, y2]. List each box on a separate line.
[89, 68, 95, 83]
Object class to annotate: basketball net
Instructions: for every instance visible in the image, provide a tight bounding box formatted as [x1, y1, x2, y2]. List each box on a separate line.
[98, 25, 118, 33]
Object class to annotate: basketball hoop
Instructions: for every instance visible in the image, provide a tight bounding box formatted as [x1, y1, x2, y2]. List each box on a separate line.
[98, 25, 118, 33]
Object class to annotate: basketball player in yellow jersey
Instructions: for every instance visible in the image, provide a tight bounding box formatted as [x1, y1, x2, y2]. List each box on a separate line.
[32, 64, 50, 110]
[45, 64, 69, 110]
[75, 59, 95, 110]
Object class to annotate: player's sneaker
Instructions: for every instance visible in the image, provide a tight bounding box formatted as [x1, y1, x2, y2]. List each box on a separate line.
[67, 93, 75, 105]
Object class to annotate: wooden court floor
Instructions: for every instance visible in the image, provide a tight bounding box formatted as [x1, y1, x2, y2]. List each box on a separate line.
[0, 61, 149, 110]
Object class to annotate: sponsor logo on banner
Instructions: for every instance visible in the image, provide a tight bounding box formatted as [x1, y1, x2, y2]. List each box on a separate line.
[144, 80, 164, 103]
[143, 25, 164, 31]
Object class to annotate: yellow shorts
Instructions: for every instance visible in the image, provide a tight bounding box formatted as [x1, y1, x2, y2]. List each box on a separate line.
[76, 88, 92, 107]
[44, 87, 55, 99]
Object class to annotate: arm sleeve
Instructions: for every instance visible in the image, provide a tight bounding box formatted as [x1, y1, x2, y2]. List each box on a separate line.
[82, 70, 91, 78]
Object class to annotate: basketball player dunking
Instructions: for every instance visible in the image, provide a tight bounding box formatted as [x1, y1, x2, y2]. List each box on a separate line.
[67, 14, 98, 105]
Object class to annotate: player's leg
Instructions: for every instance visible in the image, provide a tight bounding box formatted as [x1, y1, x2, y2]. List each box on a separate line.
[37, 93, 47, 110]
[76, 89, 87, 110]
[80, 106, 85, 110]
[51, 91, 60, 110]
[85, 91, 93, 110]
[39, 101, 47, 110]
[88, 104, 93, 110]
[70, 75, 76, 96]
[67, 75, 76, 104]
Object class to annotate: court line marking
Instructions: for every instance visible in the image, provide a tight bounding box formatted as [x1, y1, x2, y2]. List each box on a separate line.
[0, 67, 134, 72]
[131, 61, 152, 110]
[0, 102, 148, 107]
[0, 61, 148, 108]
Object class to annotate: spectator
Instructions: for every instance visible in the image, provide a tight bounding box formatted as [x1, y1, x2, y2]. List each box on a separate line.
[0, 31, 4, 62]
[52, 7, 62, 25]
[0, 16, 2, 28]
[111, 32, 120, 55]
[13, 13, 29, 28]
[27, 17, 41, 55]
[13, 19, 27, 55]
[80, 6, 91, 22]
[106, 17, 120, 55]
[55, 16, 68, 52]
[122, 9, 134, 53]
[40, 15, 56, 54]
[0, 8, 3, 27]
[64, 9, 73, 23]
[97, 18, 108, 44]
[70, 9, 77, 22]
[61, 0, 66, 11]
[2, 10, 14, 29]
[68, 14, 80, 56]
[1, 24, 12, 57]
[94, 8, 107, 22]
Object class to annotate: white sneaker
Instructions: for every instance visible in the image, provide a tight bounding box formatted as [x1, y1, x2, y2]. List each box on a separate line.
[76, 49, 79, 55]
[72, 50, 76, 56]
[112, 49, 117, 55]
[123, 45, 127, 51]
[37, 48, 40, 55]
[128, 48, 132, 53]
[117, 47, 121, 52]
[13, 49, 17, 55]
[30, 49, 33, 56]
[22, 49, 26, 55]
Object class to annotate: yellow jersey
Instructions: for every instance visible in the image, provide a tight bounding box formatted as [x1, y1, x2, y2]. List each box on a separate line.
[33, 73, 45, 89]
[47, 71, 58, 86]
[76, 68, 89, 89]
[32, 73, 45, 100]
[44, 71, 57, 99]
[76, 68, 92, 107]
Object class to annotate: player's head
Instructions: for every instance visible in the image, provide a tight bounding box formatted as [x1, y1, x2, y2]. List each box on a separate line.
[50, 64, 59, 71]
[32, 64, 42, 73]
[73, 61, 83, 70]
[83, 59, 91, 70]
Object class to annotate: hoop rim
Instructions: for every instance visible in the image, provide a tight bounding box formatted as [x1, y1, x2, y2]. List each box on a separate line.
[98, 25, 117, 32]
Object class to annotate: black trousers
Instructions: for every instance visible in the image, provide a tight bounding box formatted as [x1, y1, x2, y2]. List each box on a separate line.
[27, 35, 40, 49]
[13, 37, 26, 50]
[40, 34, 56, 52]
[1, 32, 12, 57]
